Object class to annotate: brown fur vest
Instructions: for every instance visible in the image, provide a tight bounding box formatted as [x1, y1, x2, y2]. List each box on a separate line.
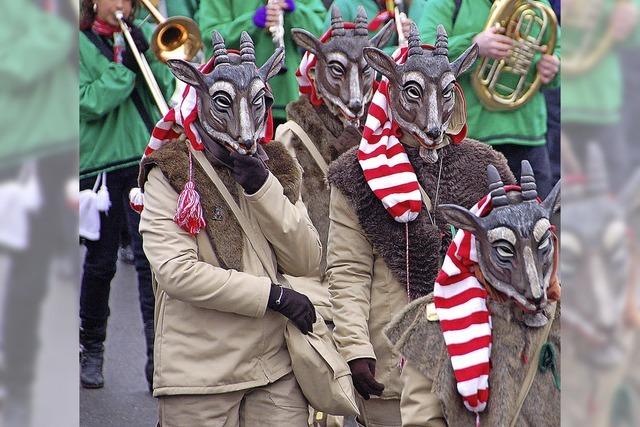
[386, 295, 561, 427]
[139, 141, 302, 272]
[285, 96, 356, 272]
[327, 140, 515, 299]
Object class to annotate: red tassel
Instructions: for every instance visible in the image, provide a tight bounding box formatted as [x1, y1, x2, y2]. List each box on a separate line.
[173, 151, 206, 235]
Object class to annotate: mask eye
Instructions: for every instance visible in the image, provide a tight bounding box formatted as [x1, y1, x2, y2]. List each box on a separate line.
[443, 82, 455, 100]
[539, 236, 550, 250]
[328, 62, 345, 78]
[494, 241, 515, 259]
[213, 93, 232, 110]
[363, 64, 371, 75]
[253, 90, 265, 106]
[404, 83, 423, 100]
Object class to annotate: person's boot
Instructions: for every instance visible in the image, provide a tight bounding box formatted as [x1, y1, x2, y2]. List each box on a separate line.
[144, 320, 154, 393]
[79, 323, 107, 389]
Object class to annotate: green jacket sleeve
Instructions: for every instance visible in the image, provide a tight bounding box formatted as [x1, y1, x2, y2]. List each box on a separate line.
[199, 0, 261, 56]
[286, 0, 327, 37]
[79, 34, 137, 121]
[420, 0, 476, 61]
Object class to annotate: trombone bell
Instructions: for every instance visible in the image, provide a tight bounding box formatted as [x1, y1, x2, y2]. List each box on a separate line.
[152, 16, 202, 62]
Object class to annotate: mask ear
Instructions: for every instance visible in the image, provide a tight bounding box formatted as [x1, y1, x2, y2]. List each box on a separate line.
[259, 46, 285, 81]
[542, 180, 561, 215]
[450, 43, 479, 77]
[167, 59, 206, 89]
[291, 28, 323, 57]
[439, 204, 484, 235]
[370, 20, 395, 49]
[363, 47, 399, 83]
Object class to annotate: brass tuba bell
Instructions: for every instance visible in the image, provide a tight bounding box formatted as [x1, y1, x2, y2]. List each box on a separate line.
[471, 0, 558, 111]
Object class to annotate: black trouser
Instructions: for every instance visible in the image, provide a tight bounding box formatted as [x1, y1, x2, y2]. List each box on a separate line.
[493, 143, 553, 199]
[79, 165, 154, 334]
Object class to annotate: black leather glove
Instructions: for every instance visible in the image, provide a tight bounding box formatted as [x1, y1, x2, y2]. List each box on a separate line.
[267, 284, 316, 334]
[229, 151, 269, 195]
[122, 23, 150, 71]
[348, 358, 385, 400]
[333, 125, 361, 156]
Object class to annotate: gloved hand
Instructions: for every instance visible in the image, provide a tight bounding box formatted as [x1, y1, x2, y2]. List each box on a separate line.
[267, 284, 316, 334]
[348, 358, 385, 400]
[122, 23, 150, 71]
[333, 125, 361, 156]
[229, 151, 269, 195]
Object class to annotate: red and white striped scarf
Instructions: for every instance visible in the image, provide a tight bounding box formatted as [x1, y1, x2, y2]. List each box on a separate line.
[357, 46, 467, 223]
[295, 23, 357, 107]
[129, 54, 274, 215]
[433, 184, 520, 422]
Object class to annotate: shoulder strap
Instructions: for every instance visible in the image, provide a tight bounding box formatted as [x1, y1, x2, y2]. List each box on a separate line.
[189, 146, 279, 284]
[509, 304, 557, 427]
[452, 0, 463, 26]
[82, 29, 155, 132]
[277, 121, 329, 175]
[418, 183, 433, 212]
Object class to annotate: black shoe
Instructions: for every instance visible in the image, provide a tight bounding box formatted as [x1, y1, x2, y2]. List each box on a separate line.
[80, 350, 104, 389]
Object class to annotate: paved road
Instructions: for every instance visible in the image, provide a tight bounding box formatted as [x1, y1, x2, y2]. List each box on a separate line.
[80, 259, 157, 427]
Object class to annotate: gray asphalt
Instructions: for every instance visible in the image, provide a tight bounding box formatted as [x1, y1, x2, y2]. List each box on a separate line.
[80, 259, 157, 427]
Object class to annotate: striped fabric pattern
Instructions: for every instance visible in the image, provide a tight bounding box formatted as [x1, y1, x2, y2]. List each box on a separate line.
[433, 191, 497, 416]
[357, 47, 422, 223]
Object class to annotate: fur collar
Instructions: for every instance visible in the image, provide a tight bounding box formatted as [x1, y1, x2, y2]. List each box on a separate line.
[140, 141, 302, 271]
[385, 295, 561, 426]
[285, 96, 358, 273]
[327, 140, 515, 299]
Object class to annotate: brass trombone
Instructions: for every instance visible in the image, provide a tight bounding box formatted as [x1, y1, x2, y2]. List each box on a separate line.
[115, 10, 169, 115]
[114, 0, 203, 115]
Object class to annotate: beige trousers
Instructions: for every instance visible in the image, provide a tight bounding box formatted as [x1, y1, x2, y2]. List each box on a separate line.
[158, 373, 309, 427]
[355, 396, 401, 427]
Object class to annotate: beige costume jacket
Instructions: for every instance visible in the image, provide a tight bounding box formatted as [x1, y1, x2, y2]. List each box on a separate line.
[139, 142, 321, 397]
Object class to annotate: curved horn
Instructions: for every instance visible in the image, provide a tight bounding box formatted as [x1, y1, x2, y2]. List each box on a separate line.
[434, 24, 449, 56]
[407, 23, 423, 57]
[239, 31, 256, 64]
[354, 6, 369, 37]
[487, 164, 509, 207]
[520, 160, 538, 201]
[331, 5, 346, 37]
[211, 31, 230, 65]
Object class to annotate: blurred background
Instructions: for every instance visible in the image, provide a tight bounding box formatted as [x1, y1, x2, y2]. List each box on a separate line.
[561, 0, 640, 426]
[0, 0, 79, 426]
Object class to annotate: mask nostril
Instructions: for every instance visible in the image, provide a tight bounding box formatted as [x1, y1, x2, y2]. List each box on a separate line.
[348, 100, 362, 113]
[426, 128, 441, 139]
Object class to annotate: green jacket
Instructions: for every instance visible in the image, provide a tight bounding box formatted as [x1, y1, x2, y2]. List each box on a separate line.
[199, 0, 327, 120]
[166, 0, 200, 21]
[324, 0, 429, 55]
[562, 0, 640, 124]
[0, 0, 77, 169]
[421, 0, 560, 146]
[80, 22, 175, 179]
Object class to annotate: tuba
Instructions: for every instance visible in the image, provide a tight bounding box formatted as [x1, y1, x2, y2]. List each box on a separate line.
[562, 0, 623, 75]
[471, 0, 558, 111]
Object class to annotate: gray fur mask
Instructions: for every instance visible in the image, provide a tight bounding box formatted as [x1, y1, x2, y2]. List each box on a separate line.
[440, 161, 561, 327]
[166, 31, 284, 155]
[363, 24, 478, 160]
[291, 5, 394, 127]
